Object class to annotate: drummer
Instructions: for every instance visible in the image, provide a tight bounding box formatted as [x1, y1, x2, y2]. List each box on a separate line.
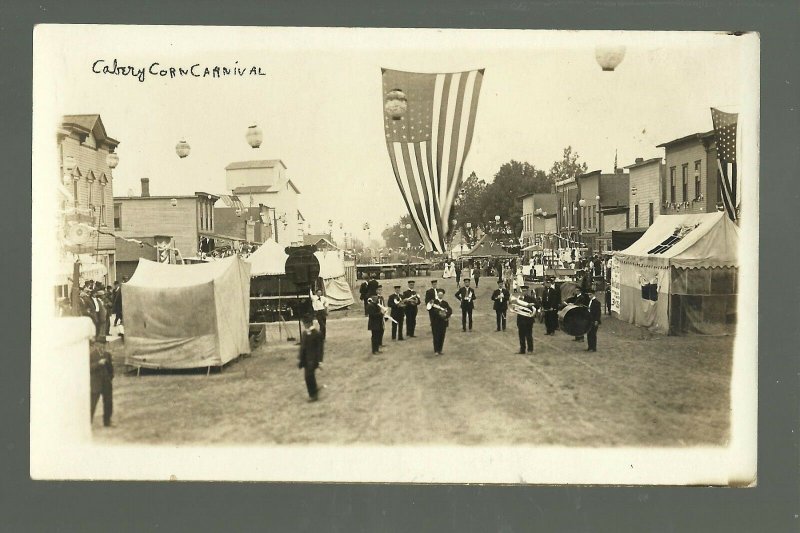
[566, 286, 591, 341]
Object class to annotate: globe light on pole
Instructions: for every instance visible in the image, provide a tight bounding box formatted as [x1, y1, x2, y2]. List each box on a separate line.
[384, 88, 408, 120]
[246, 124, 263, 148]
[175, 139, 191, 158]
[106, 152, 119, 169]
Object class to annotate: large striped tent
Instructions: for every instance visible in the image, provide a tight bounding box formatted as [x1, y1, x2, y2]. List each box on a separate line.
[381, 68, 484, 253]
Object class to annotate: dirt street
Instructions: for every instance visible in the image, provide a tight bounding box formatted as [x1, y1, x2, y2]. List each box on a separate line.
[96, 272, 732, 446]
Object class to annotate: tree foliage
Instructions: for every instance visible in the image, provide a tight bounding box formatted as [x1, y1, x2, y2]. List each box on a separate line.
[548, 146, 588, 184]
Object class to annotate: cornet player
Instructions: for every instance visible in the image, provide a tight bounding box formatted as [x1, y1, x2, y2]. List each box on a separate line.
[513, 285, 539, 354]
[427, 288, 453, 355]
[388, 284, 406, 341]
[366, 285, 386, 355]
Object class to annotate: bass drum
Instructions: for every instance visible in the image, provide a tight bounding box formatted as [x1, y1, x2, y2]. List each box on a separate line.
[558, 304, 592, 337]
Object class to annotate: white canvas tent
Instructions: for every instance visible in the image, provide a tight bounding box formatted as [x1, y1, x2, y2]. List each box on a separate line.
[124, 256, 251, 369]
[612, 212, 739, 335]
[245, 239, 355, 310]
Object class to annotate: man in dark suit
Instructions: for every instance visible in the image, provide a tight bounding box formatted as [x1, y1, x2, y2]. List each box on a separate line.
[542, 278, 560, 335]
[586, 292, 602, 352]
[454, 278, 477, 332]
[387, 284, 406, 341]
[367, 285, 386, 355]
[112, 280, 123, 326]
[454, 262, 462, 287]
[490, 279, 510, 331]
[428, 288, 453, 355]
[89, 335, 114, 427]
[402, 280, 420, 338]
[472, 262, 481, 287]
[424, 279, 439, 325]
[83, 288, 108, 338]
[298, 315, 324, 401]
[359, 277, 370, 316]
[514, 285, 539, 354]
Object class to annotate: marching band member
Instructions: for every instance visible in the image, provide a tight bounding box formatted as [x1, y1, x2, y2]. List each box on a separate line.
[388, 284, 406, 341]
[566, 286, 591, 341]
[367, 285, 386, 355]
[427, 288, 453, 355]
[512, 285, 539, 354]
[455, 277, 477, 332]
[491, 279, 510, 332]
[542, 278, 560, 336]
[586, 291, 602, 352]
[425, 279, 439, 326]
[402, 280, 420, 337]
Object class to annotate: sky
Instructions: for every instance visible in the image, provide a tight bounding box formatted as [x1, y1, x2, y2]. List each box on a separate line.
[36, 26, 756, 245]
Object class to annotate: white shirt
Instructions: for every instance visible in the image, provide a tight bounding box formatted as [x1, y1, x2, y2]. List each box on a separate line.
[311, 295, 327, 312]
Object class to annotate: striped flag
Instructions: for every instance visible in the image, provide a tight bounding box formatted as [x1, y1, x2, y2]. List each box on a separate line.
[711, 108, 739, 221]
[382, 68, 484, 253]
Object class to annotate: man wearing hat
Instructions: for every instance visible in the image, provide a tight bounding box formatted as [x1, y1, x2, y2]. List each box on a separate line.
[387, 284, 406, 341]
[366, 285, 386, 355]
[490, 279, 510, 331]
[428, 288, 453, 355]
[455, 277, 477, 332]
[586, 290, 602, 352]
[542, 278, 560, 335]
[89, 335, 114, 427]
[513, 285, 539, 354]
[298, 314, 324, 401]
[402, 280, 420, 338]
[424, 279, 439, 326]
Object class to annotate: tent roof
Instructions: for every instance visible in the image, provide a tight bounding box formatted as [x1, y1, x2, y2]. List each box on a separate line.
[245, 239, 345, 278]
[128, 256, 242, 288]
[463, 236, 516, 258]
[244, 238, 288, 276]
[614, 212, 739, 269]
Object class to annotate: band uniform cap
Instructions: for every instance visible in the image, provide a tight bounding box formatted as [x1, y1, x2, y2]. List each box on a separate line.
[394, 284, 401, 288]
[436, 288, 446, 294]
[408, 280, 415, 284]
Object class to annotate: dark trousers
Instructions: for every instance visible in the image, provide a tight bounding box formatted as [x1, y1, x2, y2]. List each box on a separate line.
[517, 318, 534, 352]
[370, 329, 383, 353]
[474, 277, 480, 287]
[605, 295, 612, 315]
[432, 324, 447, 352]
[587, 325, 598, 350]
[113, 310, 122, 326]
[363, 300, 369, 316]
[461, 307, 473, 330]
[544, 310, 558, 334]
[405, 308, 417, 336]
[90, 381, 113, 426]
[495, 309, 507, 330]
[391, 314, 405, 339]
[304, 366, 318, 398]
[315, 311, 327, 339]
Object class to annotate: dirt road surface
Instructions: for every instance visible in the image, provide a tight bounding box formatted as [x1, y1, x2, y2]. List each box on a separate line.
[96, 272, 732, 446]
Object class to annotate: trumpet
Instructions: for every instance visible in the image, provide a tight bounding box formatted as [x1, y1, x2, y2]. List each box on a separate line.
[426, 300, 450, 319]
[369, 297, 399, 324]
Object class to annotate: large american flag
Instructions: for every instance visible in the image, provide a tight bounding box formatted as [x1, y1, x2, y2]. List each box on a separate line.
[711, 108, 739, 221]
[382, 68, 484, 253]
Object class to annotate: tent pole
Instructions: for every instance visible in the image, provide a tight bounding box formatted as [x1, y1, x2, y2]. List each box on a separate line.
[207, 365, 211, 377]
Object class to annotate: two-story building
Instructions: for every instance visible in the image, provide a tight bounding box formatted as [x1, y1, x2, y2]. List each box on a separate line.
[224, 159, 303, 247]
[625, 157, 665, 229]
[520, 192, 557, 249]
[113, 179, 220, 275]
[656, 131, 720, 215]
[575, 169, 630, 253]
[58, 114, 119, 285]
[214, 200, 274, 245]
[555, 177, 581, 246]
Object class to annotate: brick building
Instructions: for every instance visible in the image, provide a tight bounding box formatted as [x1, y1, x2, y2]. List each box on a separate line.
[625, 157, 665, 229]
[58, 114, 119, 284]
[113, 179, 220, 272]
[214, 204, 273, 244]
[575, 169, 630, 252]
[656, 131, 720, 215]
[555, 177, 580, 244]
[520, 193, 557, 248]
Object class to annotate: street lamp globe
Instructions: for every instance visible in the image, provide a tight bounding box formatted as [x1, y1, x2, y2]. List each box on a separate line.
[405, 223, 411, 230]
[595, 195, 601, 201]
[495, 215, 501, 222]
[384, 89, 408, 120]
[579, 199, 587, 207]
[466, 222, 472, 229]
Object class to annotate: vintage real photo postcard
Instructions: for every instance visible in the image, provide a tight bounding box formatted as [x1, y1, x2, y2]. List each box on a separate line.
[31, 25, 758, 484]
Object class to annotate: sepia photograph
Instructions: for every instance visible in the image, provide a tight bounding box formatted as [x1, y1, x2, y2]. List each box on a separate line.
[30, 25, 758, 484]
